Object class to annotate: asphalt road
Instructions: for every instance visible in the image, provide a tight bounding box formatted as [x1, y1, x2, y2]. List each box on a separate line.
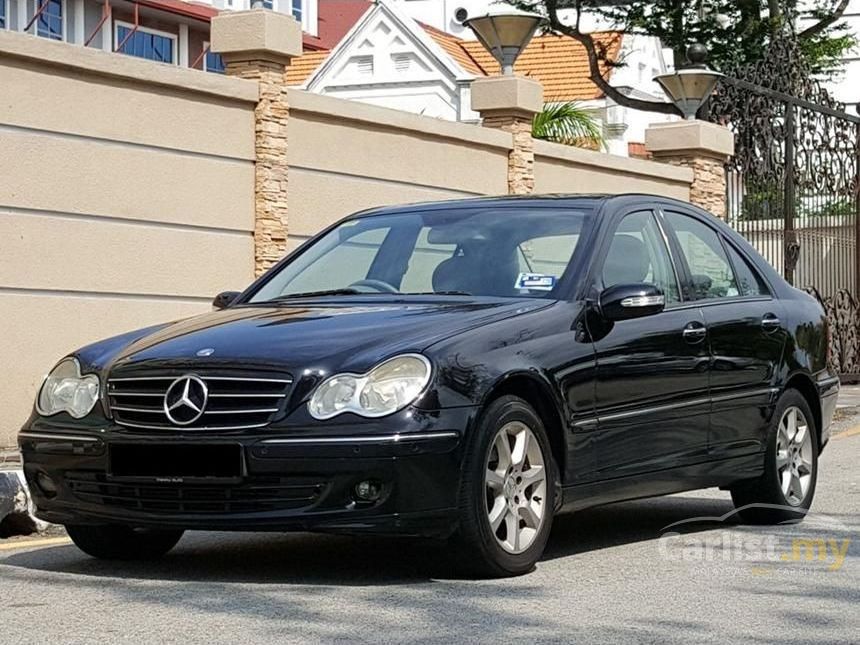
[2, 420, 858, 644]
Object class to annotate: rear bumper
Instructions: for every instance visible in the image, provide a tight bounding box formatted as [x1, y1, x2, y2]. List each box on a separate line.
[18, 409, 475, 538]
[818, 375, 839, 450]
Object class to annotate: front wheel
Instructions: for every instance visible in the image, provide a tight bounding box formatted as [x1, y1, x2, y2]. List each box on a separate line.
[454, 395, 557, 577]
[66, 524, 184, 560]
[730, 389, 819, 524]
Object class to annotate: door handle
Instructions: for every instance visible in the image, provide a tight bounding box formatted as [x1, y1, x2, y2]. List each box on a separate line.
[682, 322, 707, 344]
[762, 313, 781, 332]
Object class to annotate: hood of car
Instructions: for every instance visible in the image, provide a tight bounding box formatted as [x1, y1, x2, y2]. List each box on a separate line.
[90, 298, 551, 376]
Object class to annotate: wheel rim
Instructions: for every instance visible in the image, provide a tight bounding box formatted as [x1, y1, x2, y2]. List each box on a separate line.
[484, 420, 547, 554]
[776, 406, 814, 507]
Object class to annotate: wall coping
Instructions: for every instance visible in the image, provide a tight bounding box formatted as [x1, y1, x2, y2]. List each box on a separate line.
[0, 30, 258, 104]
[287, 88, 514, 153]
[534, 139, 694, 185]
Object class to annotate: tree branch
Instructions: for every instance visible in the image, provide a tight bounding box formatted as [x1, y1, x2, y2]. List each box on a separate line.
[544, 0, 681, 116]
[798, 0, 850, 40]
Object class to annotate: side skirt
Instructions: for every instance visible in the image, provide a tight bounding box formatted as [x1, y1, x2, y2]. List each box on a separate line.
[559, 453, 764, 513]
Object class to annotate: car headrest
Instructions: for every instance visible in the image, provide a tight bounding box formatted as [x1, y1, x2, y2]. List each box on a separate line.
[603, 234, 650, 286]
[432, 243, 519, 296]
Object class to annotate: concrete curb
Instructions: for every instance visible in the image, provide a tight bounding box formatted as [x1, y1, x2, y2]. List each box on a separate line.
[0, 469, 49, 538]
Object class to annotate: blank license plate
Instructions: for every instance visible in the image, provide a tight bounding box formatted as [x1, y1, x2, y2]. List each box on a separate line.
[109, 444, 242, 480]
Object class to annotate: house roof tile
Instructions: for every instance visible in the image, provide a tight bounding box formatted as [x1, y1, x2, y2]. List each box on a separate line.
[418, 22, 485, 76]
[286, 49, 331, 85]
[458, 32, 623, 101]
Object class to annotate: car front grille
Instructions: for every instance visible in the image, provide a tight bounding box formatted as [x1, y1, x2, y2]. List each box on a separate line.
[65, 471, 325, 514]
[107, 371, 293, 431]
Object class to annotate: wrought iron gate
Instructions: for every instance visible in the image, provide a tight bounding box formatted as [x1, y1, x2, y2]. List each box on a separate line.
[707, 37, 860, 379]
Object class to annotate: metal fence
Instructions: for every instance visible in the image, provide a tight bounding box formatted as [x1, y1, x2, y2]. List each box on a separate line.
[714, 77, 860, 299]
[707, 38, 860, 378]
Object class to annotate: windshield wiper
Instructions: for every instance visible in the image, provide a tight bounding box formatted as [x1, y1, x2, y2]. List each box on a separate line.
[262, 288, 473, 303]
[402, 291, 472, 296]
[264, 288, 364, 301]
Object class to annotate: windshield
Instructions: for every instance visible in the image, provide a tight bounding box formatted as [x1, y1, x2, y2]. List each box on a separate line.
[247, 207, 594, 302]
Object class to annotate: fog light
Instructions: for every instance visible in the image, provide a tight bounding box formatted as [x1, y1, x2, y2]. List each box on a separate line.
[36, 472, 58, 498]
[354, 479, 383, 502]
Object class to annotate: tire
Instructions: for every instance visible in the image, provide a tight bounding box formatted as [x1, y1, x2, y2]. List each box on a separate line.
[453, 395, 558, 578]
[730, 389, 819, 524]
[66, 524, 184, 560]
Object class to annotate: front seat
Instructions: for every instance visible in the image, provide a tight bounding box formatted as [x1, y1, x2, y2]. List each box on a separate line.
[432, 241, 519, 296]
[602, 234, 650, 287]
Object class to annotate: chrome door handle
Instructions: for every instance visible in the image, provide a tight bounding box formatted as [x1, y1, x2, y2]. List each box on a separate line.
[762, 313, 781, 332]
[682, 322, 707, 343]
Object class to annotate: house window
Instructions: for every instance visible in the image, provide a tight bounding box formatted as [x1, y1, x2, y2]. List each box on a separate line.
[356, 55, 373, 74]
[0, 0, 7, 29]
[259, 0, 301, 20]
[36, 0, 64, 41]
[115, 22, 177, 64]
[203, 41, 225, 74]
[393, 53, 410, 72]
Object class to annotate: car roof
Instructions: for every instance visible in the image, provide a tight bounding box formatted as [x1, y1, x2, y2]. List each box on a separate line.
[348, 193, 698, 218]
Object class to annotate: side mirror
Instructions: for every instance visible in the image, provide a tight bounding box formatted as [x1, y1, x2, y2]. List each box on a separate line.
[599, 283, 665, 321]
[212, 291, 241, 310]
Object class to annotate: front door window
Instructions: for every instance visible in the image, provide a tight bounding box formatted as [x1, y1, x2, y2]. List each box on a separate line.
[602, 210, 680, 303]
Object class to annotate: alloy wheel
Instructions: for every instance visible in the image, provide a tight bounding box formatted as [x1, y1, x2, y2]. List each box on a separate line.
[484, 420, 547, 554]
[776, 406, 814, 506]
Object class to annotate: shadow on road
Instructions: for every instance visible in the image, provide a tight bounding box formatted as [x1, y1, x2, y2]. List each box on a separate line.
[2, 491, 856, 644]
[2, 493, 738, 585]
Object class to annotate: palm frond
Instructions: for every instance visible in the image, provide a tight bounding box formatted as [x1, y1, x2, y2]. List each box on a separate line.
[532, 101, 605, 149]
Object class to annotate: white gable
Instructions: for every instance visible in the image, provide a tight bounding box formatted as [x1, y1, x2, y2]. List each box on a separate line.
[304, 1, 479, 121]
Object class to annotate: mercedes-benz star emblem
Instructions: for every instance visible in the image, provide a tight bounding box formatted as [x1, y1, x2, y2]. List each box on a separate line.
[163, 375, 208, 426]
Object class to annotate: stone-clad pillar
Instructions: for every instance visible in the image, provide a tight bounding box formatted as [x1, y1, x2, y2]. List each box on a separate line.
[471, 76, 543, 195]
[211, 10, 302, 276]
[645, 120, 735, 219]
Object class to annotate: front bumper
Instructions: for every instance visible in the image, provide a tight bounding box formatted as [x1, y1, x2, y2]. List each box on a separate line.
[18, 408, 476, 539]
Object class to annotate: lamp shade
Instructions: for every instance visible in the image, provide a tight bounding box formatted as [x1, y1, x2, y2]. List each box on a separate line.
[464, 11, 546, 75]
[653, 68, 723, 120]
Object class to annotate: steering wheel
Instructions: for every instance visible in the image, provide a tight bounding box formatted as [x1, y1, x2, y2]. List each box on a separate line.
[348, 279, 400, 293]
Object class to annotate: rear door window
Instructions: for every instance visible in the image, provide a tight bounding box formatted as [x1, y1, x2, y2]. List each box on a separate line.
[724, 241, 769, 297]
[664, 211, 739, 301]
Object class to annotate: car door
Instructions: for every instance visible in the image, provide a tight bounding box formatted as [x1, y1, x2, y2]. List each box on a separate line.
[661, 208, 787, 459]
[586, 208, 711, 480]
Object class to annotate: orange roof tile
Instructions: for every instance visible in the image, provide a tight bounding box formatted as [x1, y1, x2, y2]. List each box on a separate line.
[459, 32, 623, 101]
[419, 23, 485, 76]
[286, 50, 331, 86]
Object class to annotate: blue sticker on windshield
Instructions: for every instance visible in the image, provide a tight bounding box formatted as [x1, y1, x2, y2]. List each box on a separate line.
[516, 272, 557, 291]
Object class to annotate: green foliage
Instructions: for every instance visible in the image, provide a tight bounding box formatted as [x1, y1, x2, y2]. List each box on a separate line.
[509, 0, 855, 78]
[531, 101, 605, 148]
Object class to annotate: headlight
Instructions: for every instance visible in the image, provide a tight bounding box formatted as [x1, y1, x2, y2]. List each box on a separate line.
[36, 358, 101, 419]
[308, 354, 431, 420]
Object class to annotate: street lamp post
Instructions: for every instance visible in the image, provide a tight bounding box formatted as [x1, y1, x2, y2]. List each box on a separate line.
[653, 44, 724, 120]
[464, 11, 547, 76]
[465, 11, 547, 195]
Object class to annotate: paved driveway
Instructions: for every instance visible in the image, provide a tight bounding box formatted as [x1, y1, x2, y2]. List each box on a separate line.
[1, 422, 858, 644]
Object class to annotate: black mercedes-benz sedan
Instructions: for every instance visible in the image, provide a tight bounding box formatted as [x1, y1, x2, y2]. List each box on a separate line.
[20, 194, 838, 576]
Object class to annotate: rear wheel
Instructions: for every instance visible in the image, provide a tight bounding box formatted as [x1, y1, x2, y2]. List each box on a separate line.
[730, 389, 818, 524]
[66, 524, 184, 560]
[454, 395, 557, 577]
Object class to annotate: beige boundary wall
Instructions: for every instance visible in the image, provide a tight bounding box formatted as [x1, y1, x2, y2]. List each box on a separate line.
[284, 89, 512, 250]
[534, 140, 692, 200]
[284, 90, 692, 252]
[0, 30, 258, 446]
[0, 23, 694, 448]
